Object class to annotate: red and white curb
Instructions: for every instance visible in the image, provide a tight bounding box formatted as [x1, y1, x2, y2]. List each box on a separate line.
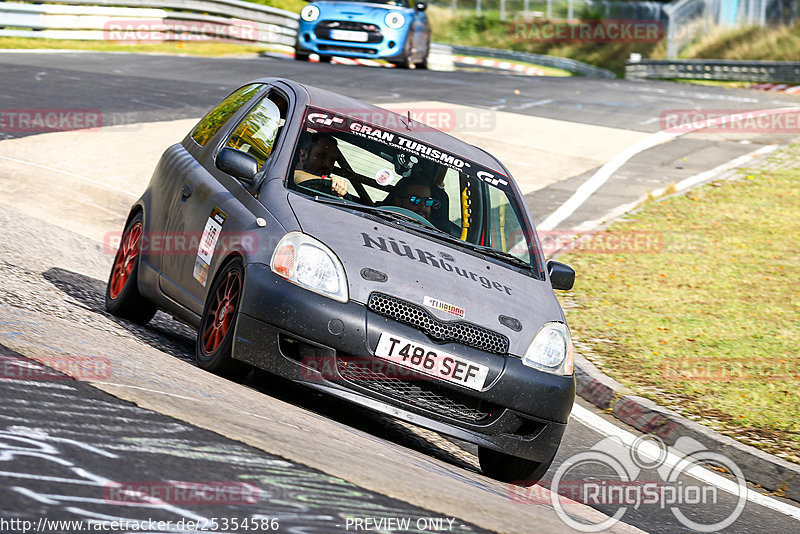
[453, 55, 545, 76]
[310, 56, 392, 68]
[750, 82, 800, 94]
[275, 50, 546, 76]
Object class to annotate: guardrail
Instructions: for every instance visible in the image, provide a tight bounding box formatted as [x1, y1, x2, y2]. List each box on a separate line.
[626, 58, 800, 83]
[447, 44, 617, 78]
[1, 1, 617, 77]
[0, 0, 298, 50]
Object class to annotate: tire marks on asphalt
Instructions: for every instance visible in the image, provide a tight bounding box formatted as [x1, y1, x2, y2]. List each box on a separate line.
[0, 343, 488, 533]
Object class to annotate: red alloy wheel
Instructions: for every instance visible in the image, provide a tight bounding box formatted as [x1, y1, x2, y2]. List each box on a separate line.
[109, 221, 143, 300]
[201, 269, 241, 354]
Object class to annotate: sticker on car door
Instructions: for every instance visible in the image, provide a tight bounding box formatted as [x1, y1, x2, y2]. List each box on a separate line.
[193, 206, 227, 286]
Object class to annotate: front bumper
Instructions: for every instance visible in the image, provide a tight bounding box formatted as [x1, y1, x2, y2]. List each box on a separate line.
[296, 22, 409, 61]
[233, 262, 575, 461]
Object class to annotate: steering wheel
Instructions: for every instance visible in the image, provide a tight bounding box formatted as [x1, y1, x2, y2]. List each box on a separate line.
[297, 178, 336, 196]
[378, 206, 437, 229]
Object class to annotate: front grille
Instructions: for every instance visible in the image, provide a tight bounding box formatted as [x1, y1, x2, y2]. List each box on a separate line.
[368, 293, 510, 354]
[318, 45, 379, 55]
[315, 20, 383, 43]
[336, 358, 499, 423]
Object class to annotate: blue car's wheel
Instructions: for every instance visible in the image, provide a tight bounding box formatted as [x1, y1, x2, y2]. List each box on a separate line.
[393, 38, 412, 69]
[415, 49, 428, 70]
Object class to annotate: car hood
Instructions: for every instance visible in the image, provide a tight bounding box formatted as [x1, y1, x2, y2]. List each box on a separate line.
[288, 194, 565, 355]
[315, 1, 409, 15]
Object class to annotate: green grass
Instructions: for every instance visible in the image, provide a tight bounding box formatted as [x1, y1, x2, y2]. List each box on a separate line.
[680, 23, 800, 61]
[669, 79, 754, 89]
[557, 145, 800, 464]
[428, 7, 800, 78]
[429, 7, 661, 76]
[0, 36, 280, 56]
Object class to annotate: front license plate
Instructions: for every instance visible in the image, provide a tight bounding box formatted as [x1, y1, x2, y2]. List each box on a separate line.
[374, 333, 490, 391]
[330, 29, 369, 42]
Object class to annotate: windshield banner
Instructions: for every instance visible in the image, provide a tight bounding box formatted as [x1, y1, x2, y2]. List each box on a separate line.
[305, 107, 513, 194]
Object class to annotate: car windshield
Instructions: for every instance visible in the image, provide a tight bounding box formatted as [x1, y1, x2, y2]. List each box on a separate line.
[314, 0, 410, 5]
[287, 106, 542, 271]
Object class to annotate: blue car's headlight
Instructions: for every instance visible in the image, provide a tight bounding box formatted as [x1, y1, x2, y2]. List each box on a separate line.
[301, 5, 320, 22]
[384, 12, 406, 29]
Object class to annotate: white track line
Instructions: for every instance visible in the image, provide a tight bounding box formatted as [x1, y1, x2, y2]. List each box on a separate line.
[570, 144, 778, 233]
[571, 403, 800, 521]
[537, 106, 800, 230]
[673, 144, 778, 192]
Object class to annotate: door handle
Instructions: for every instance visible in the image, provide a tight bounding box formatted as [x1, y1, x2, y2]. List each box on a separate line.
[181, 183, 193, 198]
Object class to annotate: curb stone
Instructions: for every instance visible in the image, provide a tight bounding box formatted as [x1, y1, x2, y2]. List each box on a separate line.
[574, 354, 800, 502]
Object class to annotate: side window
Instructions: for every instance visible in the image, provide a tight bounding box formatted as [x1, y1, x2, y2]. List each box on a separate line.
[487, 186, 530, 262]
[223, 94, 286, 167]
[190, 84, 262, 146]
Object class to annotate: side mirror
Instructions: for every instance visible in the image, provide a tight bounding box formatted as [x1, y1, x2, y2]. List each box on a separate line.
[547, 260, 575, 291]
[415, 1, 427, 10]
[216, 147, 258, 184]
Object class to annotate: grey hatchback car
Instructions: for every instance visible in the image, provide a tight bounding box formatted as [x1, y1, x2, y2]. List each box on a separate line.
[105, 78, 576, 485]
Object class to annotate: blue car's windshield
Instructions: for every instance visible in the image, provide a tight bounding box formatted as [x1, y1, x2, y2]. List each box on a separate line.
[315, 0, 410, 6]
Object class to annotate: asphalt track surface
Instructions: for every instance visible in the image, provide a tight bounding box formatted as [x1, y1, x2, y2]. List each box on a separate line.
[1, 51, 800, 534]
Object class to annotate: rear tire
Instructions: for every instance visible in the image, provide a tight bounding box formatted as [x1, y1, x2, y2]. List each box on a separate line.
[105, 213, 156, 325]
[478, 447, 555, 486]
[196, 257, 247, 376]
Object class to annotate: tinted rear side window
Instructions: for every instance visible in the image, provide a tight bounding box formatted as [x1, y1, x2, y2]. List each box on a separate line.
[191, 84, 263, 146]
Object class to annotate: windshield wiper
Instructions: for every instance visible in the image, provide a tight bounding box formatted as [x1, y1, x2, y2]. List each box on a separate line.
[311, 196, 423, 224]
[312, 197, 533, 271]
[393, 219, 533, 271]
[468, 243, 533, 270]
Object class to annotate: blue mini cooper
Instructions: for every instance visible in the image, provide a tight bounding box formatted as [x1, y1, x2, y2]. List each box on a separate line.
[295, 0, 431, 68]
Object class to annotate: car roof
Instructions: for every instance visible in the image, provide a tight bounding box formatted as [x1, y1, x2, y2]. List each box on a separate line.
[263, 77, 508, 175]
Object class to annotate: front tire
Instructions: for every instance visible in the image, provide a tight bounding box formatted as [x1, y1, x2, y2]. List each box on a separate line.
[393, 38, 412, 69]
[294, 50, 310, 61]
[196, 257, 247, 375]
[478, 447, 556, 486]
[105, 213, 156, 325]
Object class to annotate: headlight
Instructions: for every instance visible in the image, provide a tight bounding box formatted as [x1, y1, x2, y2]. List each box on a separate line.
[521, 322, 574, 375]
[301, 5, 320, 22]
[384, 12, 405, 29]
[270, 232, 348, 302]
